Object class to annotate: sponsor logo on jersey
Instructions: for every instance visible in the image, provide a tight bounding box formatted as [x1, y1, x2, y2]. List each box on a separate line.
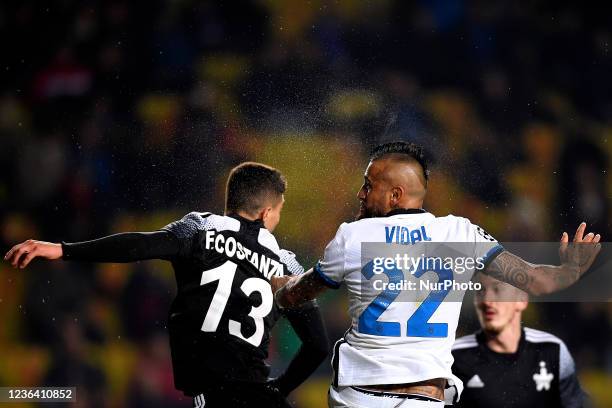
[466, 374, 485, 388]
[385, 225, 432, 244]
[533, 361, 554, 391]
[204, 230, 284, 279]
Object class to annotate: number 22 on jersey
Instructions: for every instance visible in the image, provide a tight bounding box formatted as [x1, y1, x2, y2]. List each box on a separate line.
[358, 260, 452, 338]
[199, 260, 273, 347]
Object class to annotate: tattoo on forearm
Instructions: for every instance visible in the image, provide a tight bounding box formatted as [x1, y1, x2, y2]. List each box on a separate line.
[485, 243, 596, 295]
[554, 271, 573, 289]
[485, 251, 533, 292]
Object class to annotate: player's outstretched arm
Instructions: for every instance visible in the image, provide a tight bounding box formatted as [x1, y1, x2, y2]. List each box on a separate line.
[4, 231, 181, 269]
[275, 269, 329, 308]
[269, 300, 330, 396]
[483, 222, 601, 296]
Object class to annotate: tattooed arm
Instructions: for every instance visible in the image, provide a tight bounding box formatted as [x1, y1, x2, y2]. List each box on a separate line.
[483, 223, 602, 296]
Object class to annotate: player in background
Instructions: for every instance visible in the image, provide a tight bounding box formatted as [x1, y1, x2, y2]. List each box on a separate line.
[5, 162, 329, 408]
[452, 274, 585, 408]
[275, 142, 601, 407]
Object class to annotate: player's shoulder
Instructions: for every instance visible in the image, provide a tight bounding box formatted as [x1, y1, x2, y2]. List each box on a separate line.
[162, 211, 241, 238]
[523, 327, 566, 346]
[452, 333, 479, 351]
[431, 214, 498, 240]
[326, 220, 352, 240]
[524, 327, 575, 377]
[338, 212, 454, 238]
[431, 213, 473, 227]
[332, 218, 390, 245]
[176, 210, 213, 224]
[340, 215, 399, 234]
[257, 227, 281, 254]
[181, 211, 241, 231]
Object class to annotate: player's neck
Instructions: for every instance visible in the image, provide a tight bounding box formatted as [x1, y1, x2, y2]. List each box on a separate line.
[391, 200, 424, 212]
[484, 321, 522, 354]
[231, 211, 261, 223]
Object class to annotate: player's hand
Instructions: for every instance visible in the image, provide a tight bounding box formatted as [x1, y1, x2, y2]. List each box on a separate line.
[4, 240, 63, 269]
[270, 275, 292, 293]
[559, 222, 602, 274]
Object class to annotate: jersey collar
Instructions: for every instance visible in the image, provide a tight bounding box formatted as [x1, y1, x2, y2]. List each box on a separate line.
[227, 213, 265, 227]
[385, 208, 427, 217]
[476, 328, 526, 359]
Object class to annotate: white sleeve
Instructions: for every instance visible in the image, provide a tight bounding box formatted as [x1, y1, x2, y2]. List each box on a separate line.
[279, 249, 305, 276]
[559, 340, 576, 380]
[464, 220, 504, 268]
[313, 224, 347, 289]
[162, 212, 209, 239]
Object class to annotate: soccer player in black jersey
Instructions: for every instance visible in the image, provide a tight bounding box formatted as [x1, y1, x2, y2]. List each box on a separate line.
[5, 162, 329, 408]
[452, 274, 585, 408]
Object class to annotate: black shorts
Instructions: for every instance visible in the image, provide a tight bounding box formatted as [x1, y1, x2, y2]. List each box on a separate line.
[192, 380, 291, 408]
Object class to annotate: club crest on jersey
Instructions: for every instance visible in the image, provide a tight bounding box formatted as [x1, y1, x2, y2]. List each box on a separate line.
[204, 230, 284, 279]
[385, 225, 431, 244]
[532, 361, 554, 391]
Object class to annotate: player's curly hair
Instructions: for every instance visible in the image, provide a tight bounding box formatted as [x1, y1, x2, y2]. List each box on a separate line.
[369, 141, 430, 181]
[225, 162, 286, 215]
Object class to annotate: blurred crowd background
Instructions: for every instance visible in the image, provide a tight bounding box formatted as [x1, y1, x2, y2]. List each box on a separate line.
[1, 1, 611, 407]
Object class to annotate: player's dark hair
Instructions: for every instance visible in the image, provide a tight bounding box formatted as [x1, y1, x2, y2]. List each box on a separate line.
[225, 162, 286, 215]
[369, 141, 429, 181]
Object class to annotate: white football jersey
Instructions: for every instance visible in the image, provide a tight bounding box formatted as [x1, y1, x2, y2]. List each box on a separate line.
[315, 209, 503, 398]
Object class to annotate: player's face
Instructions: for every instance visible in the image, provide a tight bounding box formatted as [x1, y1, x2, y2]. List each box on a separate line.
[263, 195, 284, 232]
[357, 161, 392, 219]
[474, 275, 528, 334]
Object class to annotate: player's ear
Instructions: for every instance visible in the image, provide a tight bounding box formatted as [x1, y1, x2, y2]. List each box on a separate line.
[390, 186, 403, 205]
[259, 206, 272, 222]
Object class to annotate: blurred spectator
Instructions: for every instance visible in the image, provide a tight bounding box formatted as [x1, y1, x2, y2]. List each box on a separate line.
[44, 318, 108, 408]
[127, 332, 190, 408]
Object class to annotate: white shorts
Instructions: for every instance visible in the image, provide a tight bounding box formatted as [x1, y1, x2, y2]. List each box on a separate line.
[328, 386, 445, 408]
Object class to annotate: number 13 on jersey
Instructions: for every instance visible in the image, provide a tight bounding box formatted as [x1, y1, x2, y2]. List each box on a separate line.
[199, 260, 273, 347]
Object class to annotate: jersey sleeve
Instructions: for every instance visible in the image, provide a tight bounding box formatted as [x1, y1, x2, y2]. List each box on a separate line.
[558, 341, 585, 408]
[465, 220, 504, 269]
[61, 231, 181, 262]
[161, 212, 209, 257]
[279, 249, 305, 276]
[313, 224, 346, 289]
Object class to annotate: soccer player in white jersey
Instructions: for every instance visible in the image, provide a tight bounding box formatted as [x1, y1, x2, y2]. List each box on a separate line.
[275, 142, 601, 407]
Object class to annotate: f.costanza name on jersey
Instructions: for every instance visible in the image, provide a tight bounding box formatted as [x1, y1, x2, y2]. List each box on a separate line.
[204, 230, 284, 279]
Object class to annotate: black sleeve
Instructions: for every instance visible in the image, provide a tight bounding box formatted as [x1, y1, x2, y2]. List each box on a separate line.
[559, 372, 585, 408]
[274, 300, 330, 396]
[61, 231, 181, 263]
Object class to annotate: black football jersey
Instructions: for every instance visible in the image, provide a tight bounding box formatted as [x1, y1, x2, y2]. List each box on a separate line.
[161, 212, 304, 395]
[451, 327, 585, 408]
